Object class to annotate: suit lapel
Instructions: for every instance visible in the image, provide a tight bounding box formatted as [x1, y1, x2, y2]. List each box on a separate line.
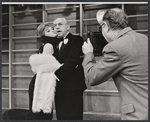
[59, 42, 66, 54]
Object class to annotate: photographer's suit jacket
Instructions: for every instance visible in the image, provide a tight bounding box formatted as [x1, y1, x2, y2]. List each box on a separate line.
[82, 27, 148, 120]
[54, 33, 86, 92]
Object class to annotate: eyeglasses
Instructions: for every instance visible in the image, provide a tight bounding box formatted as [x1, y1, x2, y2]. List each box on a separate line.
[99, 22, 104, 32]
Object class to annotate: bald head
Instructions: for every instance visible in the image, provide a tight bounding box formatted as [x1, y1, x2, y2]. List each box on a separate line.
[97, 8, 128, 30]
[96, 9, 107, 24]
[53, 17, 68, 25]
[112, 8, 123, 12]
[103, 8, 129, 30]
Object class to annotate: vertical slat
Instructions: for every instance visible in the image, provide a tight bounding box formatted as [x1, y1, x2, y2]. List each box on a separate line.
[43, 4, 47, 23]
[8, 4, 12, 109]
[80, 4, 83, 36]
[122, 4, 124, 11]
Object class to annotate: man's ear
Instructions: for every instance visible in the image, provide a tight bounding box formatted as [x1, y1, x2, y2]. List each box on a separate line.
[104, 22, 110, 32]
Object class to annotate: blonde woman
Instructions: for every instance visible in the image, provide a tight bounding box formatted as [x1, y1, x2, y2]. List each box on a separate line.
[3, 23, 61, 120]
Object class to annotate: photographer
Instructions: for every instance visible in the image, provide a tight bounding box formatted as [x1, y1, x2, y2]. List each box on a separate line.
[82, 8, 148, 120]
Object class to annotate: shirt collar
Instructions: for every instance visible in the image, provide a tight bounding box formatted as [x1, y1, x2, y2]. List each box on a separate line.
[64, 32, 69, 39]
[114, 27, 133, 40]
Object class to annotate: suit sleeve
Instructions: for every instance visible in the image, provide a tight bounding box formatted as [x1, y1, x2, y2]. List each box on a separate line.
[82, 44, 123, 86]
[55, 36, 83, 80]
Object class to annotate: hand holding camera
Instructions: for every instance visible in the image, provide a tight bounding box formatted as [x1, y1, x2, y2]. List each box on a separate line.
[82, 37, 94, 55]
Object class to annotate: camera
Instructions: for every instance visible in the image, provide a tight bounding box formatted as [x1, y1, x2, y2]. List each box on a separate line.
[85, 31, 108, 56]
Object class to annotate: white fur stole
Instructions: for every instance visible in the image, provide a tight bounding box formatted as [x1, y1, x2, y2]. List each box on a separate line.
[29, 54, 61, 114]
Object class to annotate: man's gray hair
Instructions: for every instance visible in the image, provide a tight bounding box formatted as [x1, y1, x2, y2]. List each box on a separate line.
[103, 8, 129, 30]
[53, 17, 69, 25]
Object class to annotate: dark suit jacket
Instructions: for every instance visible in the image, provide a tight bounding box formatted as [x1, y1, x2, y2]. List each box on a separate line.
[54, 33, 87, 92]
[38, 36, 60, 54]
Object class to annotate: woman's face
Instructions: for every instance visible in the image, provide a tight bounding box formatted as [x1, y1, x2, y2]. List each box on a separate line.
[44, 26, 57, 37]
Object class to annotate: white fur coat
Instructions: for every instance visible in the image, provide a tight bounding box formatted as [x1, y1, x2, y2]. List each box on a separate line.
[29, 45, 61, 114]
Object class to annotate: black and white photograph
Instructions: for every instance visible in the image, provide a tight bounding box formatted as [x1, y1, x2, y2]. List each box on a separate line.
[1, 2, 148, 120]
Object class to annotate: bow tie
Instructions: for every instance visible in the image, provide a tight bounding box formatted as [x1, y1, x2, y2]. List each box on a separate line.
[59, 38, 68, 44]
[58, 38, 64, 42]
[58, 38, 68, 50]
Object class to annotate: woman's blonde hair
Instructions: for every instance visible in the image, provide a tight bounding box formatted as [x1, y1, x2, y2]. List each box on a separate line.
[37, 23, 51, 37]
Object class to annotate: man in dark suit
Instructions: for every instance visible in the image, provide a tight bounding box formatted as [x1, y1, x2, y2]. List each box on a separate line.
[53, 17, 87, 120]
[82, 8, 148, 120]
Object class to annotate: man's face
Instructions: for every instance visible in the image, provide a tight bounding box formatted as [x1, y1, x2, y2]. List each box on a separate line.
[44, 26, 57, 37]
[53, 18, 69, 38]
[97, 20, 111, 43]
[96, 10, 111, 42]
[100, 23, 112, 43]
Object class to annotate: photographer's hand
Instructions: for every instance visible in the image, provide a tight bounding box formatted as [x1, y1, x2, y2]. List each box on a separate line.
[82, 38, 94, 54]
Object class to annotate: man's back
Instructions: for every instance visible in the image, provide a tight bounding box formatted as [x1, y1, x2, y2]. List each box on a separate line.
[109, 28, 148, 84]
[108, 27, 148, 120]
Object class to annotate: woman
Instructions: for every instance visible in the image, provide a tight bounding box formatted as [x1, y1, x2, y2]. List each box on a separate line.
[2, 23, 61, 120]
[36, 23, 60, 54]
